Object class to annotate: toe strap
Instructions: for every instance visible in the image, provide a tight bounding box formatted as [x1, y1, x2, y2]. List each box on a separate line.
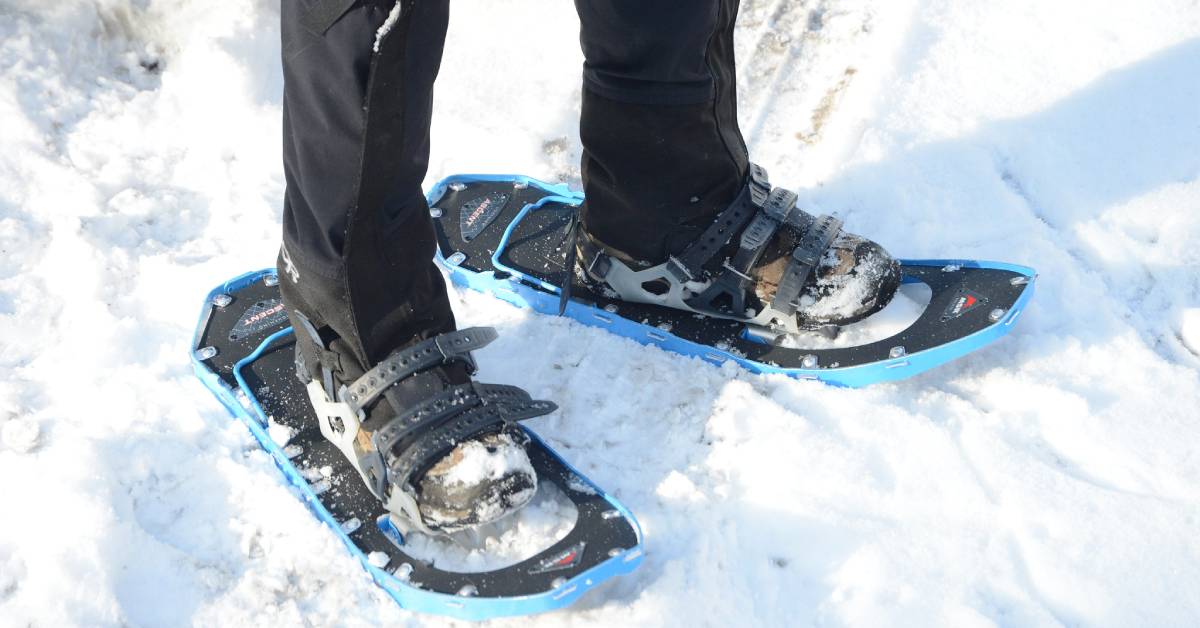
[681, 165, 842, 321]
[372, 382, 557, 491]
[767, 214, 843, 317]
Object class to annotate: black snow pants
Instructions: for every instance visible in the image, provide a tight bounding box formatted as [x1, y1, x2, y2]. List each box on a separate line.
[279, 0, 749, 368]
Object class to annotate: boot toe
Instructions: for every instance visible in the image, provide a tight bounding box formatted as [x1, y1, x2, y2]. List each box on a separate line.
[415, 432, 538, 532]
[795, 232, 902, 328]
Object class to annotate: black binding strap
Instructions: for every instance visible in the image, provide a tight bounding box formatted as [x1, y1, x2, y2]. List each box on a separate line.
[685, 186, 803, 317]
[768, 215, 843, 317]
[664, 164, 771, 283]
[371, 383, 535, 455]
[379, 389, 557, 489]
[342, 327, 498, 413]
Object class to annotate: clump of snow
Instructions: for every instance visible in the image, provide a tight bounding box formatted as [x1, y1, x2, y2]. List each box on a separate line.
[794, 238, 893, 321]
[400, 481, 578, 573]
[0, 549, 24, 600]
[434, 432, 534, 488]
[0, 419, 39, 454]
[266, 416, 294, 447]
[1179, 308, 1200, 358]
[366, 551, 390, 568]
[373, 2, 404, 53]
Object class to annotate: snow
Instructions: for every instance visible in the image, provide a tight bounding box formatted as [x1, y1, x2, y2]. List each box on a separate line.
[1, 0, 1198, 626]
[266, 416, 294, 447]
[794, 236, 897, 322]
[432, 432, 534, 490]
[374, 2, 404, 53]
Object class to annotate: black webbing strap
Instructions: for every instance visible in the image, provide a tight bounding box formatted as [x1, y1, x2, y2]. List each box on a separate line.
[381, 394, 557, 489]
[685, 186, 800, 317]
[665, 164, 772, 283]
[559, 212, 580, 315]
[768, 215, 843, 317]
[761, 186, 812, 232]
[341, 327, 498, 413]
[371, 383, 534, 455]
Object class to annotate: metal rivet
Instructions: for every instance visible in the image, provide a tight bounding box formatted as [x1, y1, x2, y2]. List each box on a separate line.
[457, 584, 478, 597]
[212, 294, 232, 308]
[601, 509, 620, 520]
[196, 346, 218, 360]
[1010, 276, 1029, 286]
[714, 340, 731, 351]
[989, 308, 1006, 322]
[603, 303, 619, 313]
[513, 180, 528, 190]
[889, 346, 906, 358]
[941, 264, 961, 273]
[608, 548, 622, 558]
[552, 577, 567, 589]
[801, 354, 818, 369]
[446, 252, 467, 266]
[656, 322, 672, 332]
[429, 207, 443, 218]
[263, 274, 279, 287]
[449, 182, 466, 192]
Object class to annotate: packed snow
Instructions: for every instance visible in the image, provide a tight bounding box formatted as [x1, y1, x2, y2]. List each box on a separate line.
[1, 0, 1198, 626]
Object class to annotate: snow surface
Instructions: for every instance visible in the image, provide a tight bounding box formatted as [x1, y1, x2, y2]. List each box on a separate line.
[1, 0, 1199, 626]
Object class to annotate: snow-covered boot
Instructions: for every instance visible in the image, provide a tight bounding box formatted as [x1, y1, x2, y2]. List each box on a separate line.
[577, 164, 902, 336]
[290, 316, 554, 534]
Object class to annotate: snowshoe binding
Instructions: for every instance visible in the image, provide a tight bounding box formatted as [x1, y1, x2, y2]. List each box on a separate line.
[575, 164, 903, 339]
[291, 319, 549, 534]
